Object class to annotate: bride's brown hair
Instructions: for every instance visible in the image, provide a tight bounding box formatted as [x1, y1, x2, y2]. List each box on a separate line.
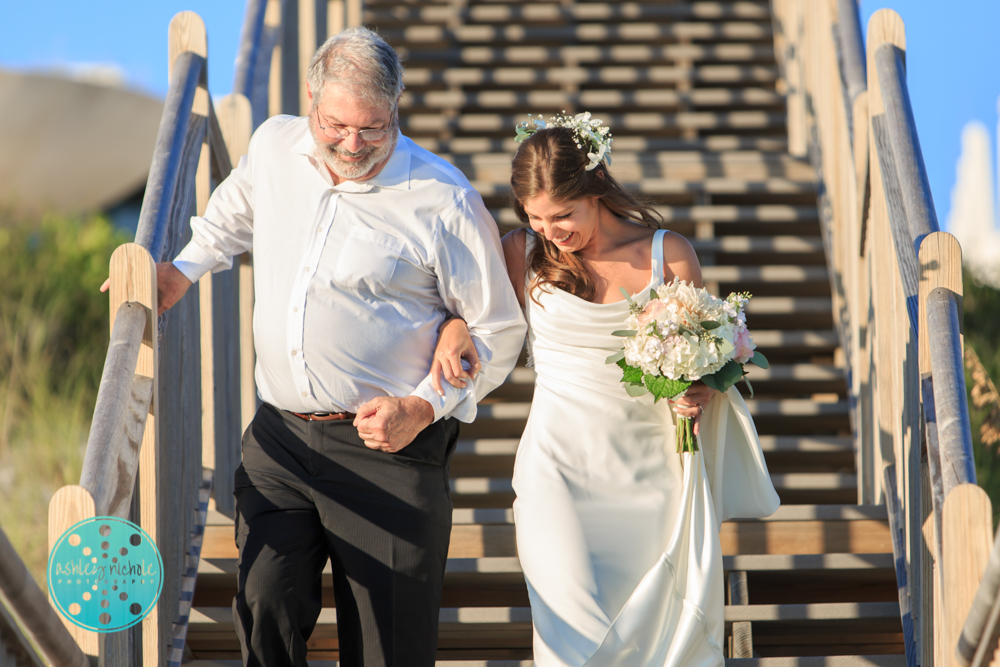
[510, 127, 663, 302]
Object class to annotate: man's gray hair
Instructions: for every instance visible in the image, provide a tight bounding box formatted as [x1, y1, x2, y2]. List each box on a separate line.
[307, 27, 404, 109]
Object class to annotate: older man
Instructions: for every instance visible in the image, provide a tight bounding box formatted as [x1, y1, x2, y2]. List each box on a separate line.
[155, 28, 526, 667]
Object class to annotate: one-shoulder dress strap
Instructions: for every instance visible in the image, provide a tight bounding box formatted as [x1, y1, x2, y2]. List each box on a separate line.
[650, 228, 667, 284]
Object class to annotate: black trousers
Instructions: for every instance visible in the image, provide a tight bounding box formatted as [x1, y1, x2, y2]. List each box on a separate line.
[232, 403, 459, 667]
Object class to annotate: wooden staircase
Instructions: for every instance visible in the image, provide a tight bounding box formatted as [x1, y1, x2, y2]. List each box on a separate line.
[185, 0, 905, 663]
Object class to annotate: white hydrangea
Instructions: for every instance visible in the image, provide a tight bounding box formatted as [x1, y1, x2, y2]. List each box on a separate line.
[621, 277, 753, 381]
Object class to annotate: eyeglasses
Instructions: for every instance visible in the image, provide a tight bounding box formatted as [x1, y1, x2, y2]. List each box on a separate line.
[314, 106, 394, 142]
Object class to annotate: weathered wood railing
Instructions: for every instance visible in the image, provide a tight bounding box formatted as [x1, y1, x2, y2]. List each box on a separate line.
[0, 1, 368, 664]
[39, 11, 254, 666]
[772, 1, 990, 666]
[0, 525, 88, 667]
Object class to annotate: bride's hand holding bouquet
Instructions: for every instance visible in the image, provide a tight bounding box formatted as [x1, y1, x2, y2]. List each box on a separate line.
[606, 277, 769, 453]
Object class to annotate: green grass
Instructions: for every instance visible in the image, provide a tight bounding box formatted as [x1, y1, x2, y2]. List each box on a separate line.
[964, 271, 1000, 524]
[0, 210, 128, 585]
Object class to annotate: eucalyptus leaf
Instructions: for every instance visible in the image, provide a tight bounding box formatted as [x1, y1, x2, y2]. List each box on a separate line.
[625, 383, 649, 397]
[718, 338, 735, 355]
[700, 320, 721, 330]
[611, 329, 637, 337]
[743, 374, 755, 398]
[751, 350, 770, 369]
[619, 287, 635, 305]
[605, 350, 626, 364]
[677, 325, 694, 337]
[649, 289, 659, 301]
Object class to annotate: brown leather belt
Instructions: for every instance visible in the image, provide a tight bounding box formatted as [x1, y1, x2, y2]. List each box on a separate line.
[290, 411, 356, 422]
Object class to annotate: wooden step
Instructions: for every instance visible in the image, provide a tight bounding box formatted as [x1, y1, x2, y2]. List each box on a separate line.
[400, 43, 777, 68]
[401, 87, 783, 113]
[402, 111, 785, 142]
[186, 602, 898, 658]
[692, 236, 827, 266]
[452, 434, 852, 458]
[402, 65, 778, 89]
[446, 473, 854, 507]
[414, 135, 789, 155]
[484, 363, 844, 402]
[371, 3, 770, 27]
[436, 151, 814, 183]
[460, 396, 847, 439]
[472, 178, 815, 201]
[184, 657, 906, 667]
[493, 206, 823, 238]
[201, 505, 891, 561]
[384, 22, 775, 47]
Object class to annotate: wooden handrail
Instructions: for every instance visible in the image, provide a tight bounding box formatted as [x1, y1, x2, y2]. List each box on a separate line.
[134, 51, 206, 261]
[78, 302, 154, 519]
[957, 528, 1000, 666]
[773, 2, 984, 663]
[836, 0, 867, 107]
[0, 526, 88, 667]
[874, 44, 939, 244]
[926, 288, 976, 492]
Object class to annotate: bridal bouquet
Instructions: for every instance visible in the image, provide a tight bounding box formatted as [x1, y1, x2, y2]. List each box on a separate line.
[605, 278, 769, 453]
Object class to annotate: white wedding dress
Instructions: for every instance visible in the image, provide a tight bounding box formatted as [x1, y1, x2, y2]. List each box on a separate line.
[512, 229, 781, 666]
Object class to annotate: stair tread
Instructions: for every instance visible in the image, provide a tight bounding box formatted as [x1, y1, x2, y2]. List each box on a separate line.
[373, 3, 770, 26]
[189, 602, 897, 626]
[198, 552, 893, 578]
[415, 136, 790, 154]
[183, 659, 905, 667]
[449, 473, 856, 494]
[401, 43, 776, 64]
[384, 22, 774, 46]
[455, 435, 853, 456]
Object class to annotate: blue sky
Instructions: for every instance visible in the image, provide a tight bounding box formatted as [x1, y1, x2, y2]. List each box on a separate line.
[2, 1, 998, 228]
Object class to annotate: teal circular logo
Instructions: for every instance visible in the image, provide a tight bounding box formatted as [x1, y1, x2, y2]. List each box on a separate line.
[47, 517, 162, 632]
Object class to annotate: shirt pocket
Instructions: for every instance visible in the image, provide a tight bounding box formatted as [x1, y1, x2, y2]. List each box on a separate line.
[333, 225, 404, 289]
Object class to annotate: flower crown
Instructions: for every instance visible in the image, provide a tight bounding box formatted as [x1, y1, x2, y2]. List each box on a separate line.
[514, 111, 613, 172]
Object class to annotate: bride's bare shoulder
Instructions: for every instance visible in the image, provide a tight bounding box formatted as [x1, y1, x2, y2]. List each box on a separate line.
[661, 229, 703, 288]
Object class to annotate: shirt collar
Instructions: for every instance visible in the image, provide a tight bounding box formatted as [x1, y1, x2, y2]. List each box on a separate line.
[292, 124, 411, 192]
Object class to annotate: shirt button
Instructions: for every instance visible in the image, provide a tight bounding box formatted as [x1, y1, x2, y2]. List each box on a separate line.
[291, 350, 298, 356]
[301, 391, 308, 397]
[304, 266, 311, 272]
[293, 306, 299, 313]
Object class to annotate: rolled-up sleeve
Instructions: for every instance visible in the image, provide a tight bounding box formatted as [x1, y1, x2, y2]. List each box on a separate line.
[408, 190, 527, 422]
[172, 151, 255, 283]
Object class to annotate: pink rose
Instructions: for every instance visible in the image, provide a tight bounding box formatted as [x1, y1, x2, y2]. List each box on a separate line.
[637, 299, 667, 328]
[733, 327, 756, 364]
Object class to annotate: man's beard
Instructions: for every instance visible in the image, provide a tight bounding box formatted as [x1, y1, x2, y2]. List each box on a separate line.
[311, 122, 398, 181]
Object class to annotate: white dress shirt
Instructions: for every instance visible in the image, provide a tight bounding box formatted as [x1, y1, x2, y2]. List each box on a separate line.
[173, 115, 526, 422]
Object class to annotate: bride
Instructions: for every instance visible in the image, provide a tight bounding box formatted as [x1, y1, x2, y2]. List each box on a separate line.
[432, 114, 780, 666]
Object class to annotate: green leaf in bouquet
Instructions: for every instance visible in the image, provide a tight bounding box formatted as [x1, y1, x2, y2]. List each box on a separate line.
[743, 374, 755, 398]
[605, 350, 626, 364]
[750, 350, 770, 369]
[625, 383, 650, 397]
[677, 325, 695, 338]
[643, 374, 691, 403]
[701, 360, 744, 393]
[617, 358, 645, 385]
[619, 287, 636, 305]
[611, 329, 637, 337]
[649, 288, 659, 301]
[700, 320, 721, 330]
